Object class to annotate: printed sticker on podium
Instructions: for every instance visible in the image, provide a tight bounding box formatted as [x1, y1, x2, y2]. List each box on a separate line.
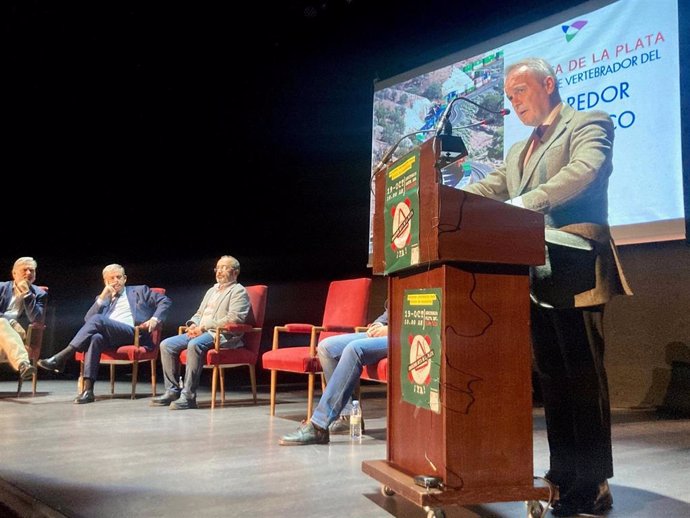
[384, 149, 420, 274]
[401, 288, 442, 412]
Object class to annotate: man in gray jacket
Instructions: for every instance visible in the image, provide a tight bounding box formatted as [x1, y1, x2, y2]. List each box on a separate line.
[152, 255, 251, 410]
[462, 57, 631, 516]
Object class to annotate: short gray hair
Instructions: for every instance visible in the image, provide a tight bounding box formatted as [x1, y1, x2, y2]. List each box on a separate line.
[102, 263, 125, 278]
[13, 257, 37, 270]
[506, 57, 558, 90]
[219, 255, 240, 274]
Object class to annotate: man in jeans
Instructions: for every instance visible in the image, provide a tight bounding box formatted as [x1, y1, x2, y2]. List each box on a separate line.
[279, 308, 387, 446]
[151, 255, 251, 410]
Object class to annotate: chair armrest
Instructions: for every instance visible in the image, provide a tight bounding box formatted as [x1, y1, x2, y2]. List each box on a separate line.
[133, 326, 141, 347]
[323, 325, 359, 333]
[222, 323, 255, 333]
[354, 326, 368, 333]
[178, 325, 187, 335]
[271, 325, 326, 352]
[24, 322, 39, 344]
[283, 323, 324, 333]
[214, 324, 261, 350]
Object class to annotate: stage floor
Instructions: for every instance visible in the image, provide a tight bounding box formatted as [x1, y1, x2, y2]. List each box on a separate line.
[1, 380, 689, 518]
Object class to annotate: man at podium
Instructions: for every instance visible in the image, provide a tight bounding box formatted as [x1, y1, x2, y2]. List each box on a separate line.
[462, 57, 631, 517]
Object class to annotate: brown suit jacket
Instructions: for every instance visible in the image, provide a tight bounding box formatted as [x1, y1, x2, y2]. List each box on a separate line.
[463, 104, 632, 308]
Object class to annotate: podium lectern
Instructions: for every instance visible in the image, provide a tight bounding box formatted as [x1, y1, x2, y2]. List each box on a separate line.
[363, 138, 550, 516]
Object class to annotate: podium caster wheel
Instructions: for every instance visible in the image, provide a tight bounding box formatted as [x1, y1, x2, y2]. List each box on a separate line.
[381, 485, 395, 497]
[526, 500, 545, 518]
[425, 508, 445, 518]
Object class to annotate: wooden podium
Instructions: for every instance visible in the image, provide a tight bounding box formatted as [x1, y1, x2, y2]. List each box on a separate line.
[363, 138, 550, 516]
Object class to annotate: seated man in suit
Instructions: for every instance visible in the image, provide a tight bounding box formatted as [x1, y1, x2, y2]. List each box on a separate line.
[0, 257, 47, 380]
[38, 263, 171, 404]
[151, 255, 251, 410]
[279, 307, 387, 445]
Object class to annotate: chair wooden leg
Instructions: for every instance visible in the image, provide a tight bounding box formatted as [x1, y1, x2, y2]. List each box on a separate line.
[211, 366, 219, 410]
[249, 365, 257, 404]
[150, 359, 157, 396]
[31, 359, 38, 396]
[110, 364, 116, 395]
[270, 370, 277, 416]
[307, 373, 315, 421]
[219, 367, 226, 406]
[16, 375, 22, 398]
[78, 361, 85, 394]
[131, 361, 138, 400]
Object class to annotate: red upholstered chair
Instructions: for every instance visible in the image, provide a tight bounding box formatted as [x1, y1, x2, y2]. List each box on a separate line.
[361, 357, 388, 383]
[75, 287, 166, 399]
[0, 286, 49, 396]
[179, 284, 268, 409]
[262, 277, 372, 420]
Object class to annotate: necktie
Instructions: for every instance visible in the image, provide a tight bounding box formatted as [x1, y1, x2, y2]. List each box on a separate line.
[523, 125, 549, 167]
[536, 124, 549, 139]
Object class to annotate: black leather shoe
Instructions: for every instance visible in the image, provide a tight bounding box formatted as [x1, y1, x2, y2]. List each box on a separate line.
[169, 396, 197, 410]
[552, 480, 613, 516]
[73, 389, 95, 404]
[544, 469, 575, 501]
[37, 355, 66, 374]
[150, 391, 181, 406]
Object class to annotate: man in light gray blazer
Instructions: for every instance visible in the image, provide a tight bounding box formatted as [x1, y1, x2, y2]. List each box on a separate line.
[152, 255, 252, 410]
[463, 57, 632, 517]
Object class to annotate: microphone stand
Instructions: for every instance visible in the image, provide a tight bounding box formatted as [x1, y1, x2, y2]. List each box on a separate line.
[371, 129, 436, 177]
[371, 98, 509, 189]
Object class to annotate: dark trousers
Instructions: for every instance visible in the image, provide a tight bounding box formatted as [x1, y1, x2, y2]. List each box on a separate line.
[531, 303, 613, 483]
[69, 314, 137, 381]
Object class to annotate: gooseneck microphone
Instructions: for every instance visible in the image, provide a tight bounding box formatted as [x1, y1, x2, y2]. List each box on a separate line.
[436, 96, 511, 136]
[372, 100, 510, 178]
[371, 128, 437, 178]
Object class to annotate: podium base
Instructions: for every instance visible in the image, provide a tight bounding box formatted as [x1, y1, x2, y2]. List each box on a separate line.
[362, 459, 551, 510]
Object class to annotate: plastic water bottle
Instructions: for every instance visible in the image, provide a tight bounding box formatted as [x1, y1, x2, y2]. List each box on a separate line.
[350, 400, 362, 440]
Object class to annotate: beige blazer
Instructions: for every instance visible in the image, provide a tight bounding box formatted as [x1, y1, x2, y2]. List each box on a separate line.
[186, 282, 252, 348]
[464, 104, 632, 308]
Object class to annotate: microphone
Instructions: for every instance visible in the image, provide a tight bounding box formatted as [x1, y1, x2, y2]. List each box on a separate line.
[372, 105, 510, 178]
[434, 97, 459, 136]
[435, 97, 510, 134]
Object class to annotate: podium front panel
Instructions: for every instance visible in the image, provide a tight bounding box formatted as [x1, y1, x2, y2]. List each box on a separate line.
[387, 264, 535, 490]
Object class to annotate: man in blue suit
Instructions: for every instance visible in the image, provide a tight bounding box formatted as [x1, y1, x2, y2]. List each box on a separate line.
[38, 263, 171, 404]
[0, 257, 47, 379]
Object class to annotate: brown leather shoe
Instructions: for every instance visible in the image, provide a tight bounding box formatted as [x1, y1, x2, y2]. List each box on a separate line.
[18, 361, 37, 380]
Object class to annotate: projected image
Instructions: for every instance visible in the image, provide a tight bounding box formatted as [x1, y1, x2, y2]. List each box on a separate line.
[372, 51, 506, 189]
[370, 0, 683, 247]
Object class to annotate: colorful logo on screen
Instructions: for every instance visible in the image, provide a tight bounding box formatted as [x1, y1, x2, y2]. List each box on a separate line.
[562, 20, 587, 42]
